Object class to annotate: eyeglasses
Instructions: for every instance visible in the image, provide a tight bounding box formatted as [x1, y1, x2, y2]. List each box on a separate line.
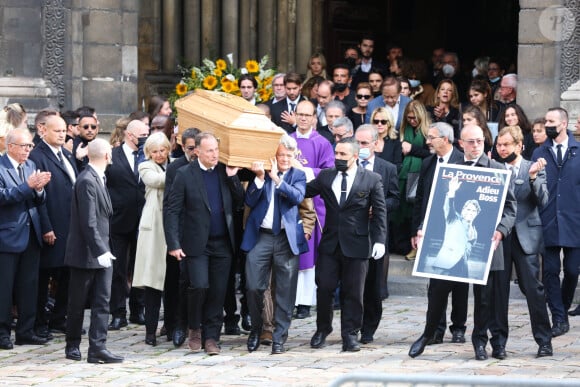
[426, 135, 444, 141]
[296, 113, 313, 118]
[82, 124, 97, 130]
[356, 94, 372, 100]
[462, 138, 484, 146]
[10, 143, 34, 150]
[373, 119, 389, 125]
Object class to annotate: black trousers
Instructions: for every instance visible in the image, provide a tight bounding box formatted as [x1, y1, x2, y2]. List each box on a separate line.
[182, 237, 232, 341]
[36, 266, 69, 328]
[361, 256, 383, 337]
[315, 246, 368, 338]
[144, 287, 163, 335]
[109, 231, 144, 318]
[66, 266, 112, 352]
[163, 254, 187, 334]
[423, 278, 468, 339]
[489, 232, 552, 348]
[472, 270, 503, 348]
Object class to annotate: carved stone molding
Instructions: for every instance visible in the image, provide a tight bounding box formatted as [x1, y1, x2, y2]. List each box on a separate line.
[42, 0, 66, 108]
[562, 0, 580, 93]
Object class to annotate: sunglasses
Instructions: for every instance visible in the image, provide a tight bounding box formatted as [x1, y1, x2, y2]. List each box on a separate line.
[356, 94, 372, 100]
[373, 119, 389, 125]
[82, 124, 97, 130]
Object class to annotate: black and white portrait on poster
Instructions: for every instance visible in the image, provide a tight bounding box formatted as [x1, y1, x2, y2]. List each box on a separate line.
[412, 163, 511, 285]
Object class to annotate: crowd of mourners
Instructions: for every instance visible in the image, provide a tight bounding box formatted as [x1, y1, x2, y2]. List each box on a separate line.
[1, 34, 580, 363]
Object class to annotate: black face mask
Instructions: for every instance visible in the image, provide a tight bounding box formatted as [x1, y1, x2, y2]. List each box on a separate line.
[334, 83, 348, 93]
[335, 159, 349, 172]
[137, 137, 147, 148]
[495, 152, 518, 164]
[545, 126, 559, 139]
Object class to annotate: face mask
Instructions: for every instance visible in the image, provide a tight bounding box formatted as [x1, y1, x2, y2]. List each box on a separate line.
[409, 79, 421, 88]
[545, 126, 559, 139]
[137, 137, 147, 148]
[472, 68, 479, 78]
[334, 83, 348, 92]
[358, 147, 371, 160]
[489, 76, 501, 83]
[335, 159, 349, 172]
[495, 152, 517, 164]
[442, 64, 455, 77]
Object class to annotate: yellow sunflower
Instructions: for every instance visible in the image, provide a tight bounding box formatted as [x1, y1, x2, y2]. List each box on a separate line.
[216, 59, 227, 71]
[202, 75, 218, 90]
[213, 68, 223, 77]
[258, 88, 270, 102]
[245, 60, 259, 73]
[176, 82, 188, 96]
[221, 81, 234, 93]
[190, 69, 196, 79]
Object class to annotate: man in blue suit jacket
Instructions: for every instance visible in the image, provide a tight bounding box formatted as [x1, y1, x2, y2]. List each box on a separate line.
[242, 135, 308, 355]
[365, 76, 411, 130]
[0, 128, 51, 350]
[532, 107, 580, 338]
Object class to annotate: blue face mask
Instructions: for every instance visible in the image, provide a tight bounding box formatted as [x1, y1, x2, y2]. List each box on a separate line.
[358, 147, 371, 160]
[489, 76, 501, 83]
[409, 79, 421, 88]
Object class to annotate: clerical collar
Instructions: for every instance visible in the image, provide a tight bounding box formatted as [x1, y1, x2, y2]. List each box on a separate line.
[296, 129, 312, 139]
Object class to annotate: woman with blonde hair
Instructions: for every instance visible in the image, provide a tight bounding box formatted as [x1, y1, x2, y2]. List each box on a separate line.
[427, 79, 461, 141]
[132, 132, 172, 346]
[394, 100, 431, 259]
[109, 116, 131, 147]
[304, 52, 327, 82]
[370, 107, 402, 170]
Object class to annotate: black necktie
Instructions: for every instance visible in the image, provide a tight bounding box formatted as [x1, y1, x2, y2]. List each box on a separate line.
[438, 157, 444, 163]
[289, 103, 296, 112]
[18, 164, 25, 183]
[57, 151, 65, 166]
[361, 159, 369, 169]
[557, 144, 563, 166]
[133, 150, 139, 178]
[103, 175, 107, 187]
[340, 172, 348, 206]
[272, 172, 283, 235]
[464, 160, 474, 166]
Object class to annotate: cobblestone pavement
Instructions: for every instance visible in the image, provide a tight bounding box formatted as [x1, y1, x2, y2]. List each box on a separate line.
[1, 296, 579, 386]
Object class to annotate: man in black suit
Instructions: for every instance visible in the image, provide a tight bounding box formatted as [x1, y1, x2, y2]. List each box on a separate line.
[306, 137, 387, 352]
[72, 113, 99, 172]
[106, 120, 148, 330]
[162, 127, 199, 347]
[29, 115, 78, 337]
[64, 138, 123, 364]
[270, 72, 307, 134]
[408, 122, 468, 358]
[352, 124, 399, 344]
[351, 35, 388, 89]
[164, 132, 244, 355]
[0, 128, 51, 350]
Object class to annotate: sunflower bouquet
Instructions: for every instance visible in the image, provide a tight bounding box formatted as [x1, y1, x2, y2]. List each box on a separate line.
[170, 53, 276, 108]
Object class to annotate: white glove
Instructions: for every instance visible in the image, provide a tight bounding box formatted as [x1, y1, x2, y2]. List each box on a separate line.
[97, 252, 116, 268]
[371, 243, 385, 260]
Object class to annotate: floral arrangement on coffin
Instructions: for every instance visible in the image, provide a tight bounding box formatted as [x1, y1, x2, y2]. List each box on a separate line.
[170, 53, 276, 108]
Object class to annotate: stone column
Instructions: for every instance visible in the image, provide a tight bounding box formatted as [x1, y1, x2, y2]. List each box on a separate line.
[239, 0, 251, 63]
[285, 0, 297, 72]
[222, 0, 239, 62]
[184, 0, 201, 65]
[277, 0, 289, 72]
[312, 0, 324, 53]
[258, 0, 276, 63]
[296, 0, 313, 75]
[162, 0, 182, 72]
[201, 0, 220, 59]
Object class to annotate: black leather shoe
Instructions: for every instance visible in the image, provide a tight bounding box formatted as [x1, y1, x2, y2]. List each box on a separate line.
[247, 330, 260, 352]
[129, 312, 146, 325]
[426, 332, 443, 345]
[551, 321, 570, 337]
[108, 317, 128, 331]
[35, 326, 54, 340]
[224, 324, 241, 335]
[65, 346, 81, 361]
[0, 337, 13, 350]
[537, 343, 553, 358]
[295, 305, 311, 319]
[474, 345, 488, 360]
[145, 333, 157, 346]
[271, 342, 285, 354]
[568, 305, 580, 316]
[359, 333, 374, 344]
[15, 335, 49, 345]
[87, 349, 124, 364]
[310, 330, 331, 349]
[241, 314, 252, 332]
[451, 330, 466, 343]
[492, 346, 507, 360]
[49, 322, 67, 334]
[409, 335, 428, 358]
[172, 328, 186, 347]
[342, 334, 360, 352]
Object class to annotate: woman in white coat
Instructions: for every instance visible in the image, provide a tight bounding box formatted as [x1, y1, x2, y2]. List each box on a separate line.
[133, 132, 171, 346]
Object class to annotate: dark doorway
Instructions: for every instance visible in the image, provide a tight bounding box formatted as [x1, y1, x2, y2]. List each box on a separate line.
[323, 0, 519, 73]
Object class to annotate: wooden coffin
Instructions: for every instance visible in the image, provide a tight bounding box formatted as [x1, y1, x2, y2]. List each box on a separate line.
[175, 89, 286, 169]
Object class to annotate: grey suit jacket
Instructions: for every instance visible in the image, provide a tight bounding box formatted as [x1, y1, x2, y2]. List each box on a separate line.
[64, 165, 113, 269]
[512, 158, 548, 255]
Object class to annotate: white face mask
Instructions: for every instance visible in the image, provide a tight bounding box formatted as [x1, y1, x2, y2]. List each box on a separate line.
[472, 68, 479, 78]
[442, 64, 455, 77]
[409, 79, 421, 88]
[358, 147, 371, 160]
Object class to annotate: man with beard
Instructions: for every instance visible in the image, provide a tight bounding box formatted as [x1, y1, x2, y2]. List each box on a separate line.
[332, 64, 357, 111]
[351, 35, 387, 89]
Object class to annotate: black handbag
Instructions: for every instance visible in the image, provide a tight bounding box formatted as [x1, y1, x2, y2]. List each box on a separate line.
[405, 172, 420, 203]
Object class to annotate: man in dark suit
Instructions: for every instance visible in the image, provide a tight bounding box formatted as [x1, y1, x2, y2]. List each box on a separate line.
[365, 76, 411, 129]
[242, 135, 308, 354]
[352, 124, 399, 344]
[408, 122, 468, 358]
[351, 35, 388, 89]
[0, 128, 51, 350]
[270, 72, 307, 134]
[532, 107, 580, 337]
[72, 113, 99, 172]
[165, 132, 244, 355]
[64, 138, 123, 363]
[306, 137, 387, 352]
[29, 115, 78, 337]
[106, 119, 148, 330]
[162, 127, 199, 347]
[490, 125, 553, 358]
[265, 73, 286, 107]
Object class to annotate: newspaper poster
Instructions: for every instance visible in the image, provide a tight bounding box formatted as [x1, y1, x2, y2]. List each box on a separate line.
[412, 163, 511, 285]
